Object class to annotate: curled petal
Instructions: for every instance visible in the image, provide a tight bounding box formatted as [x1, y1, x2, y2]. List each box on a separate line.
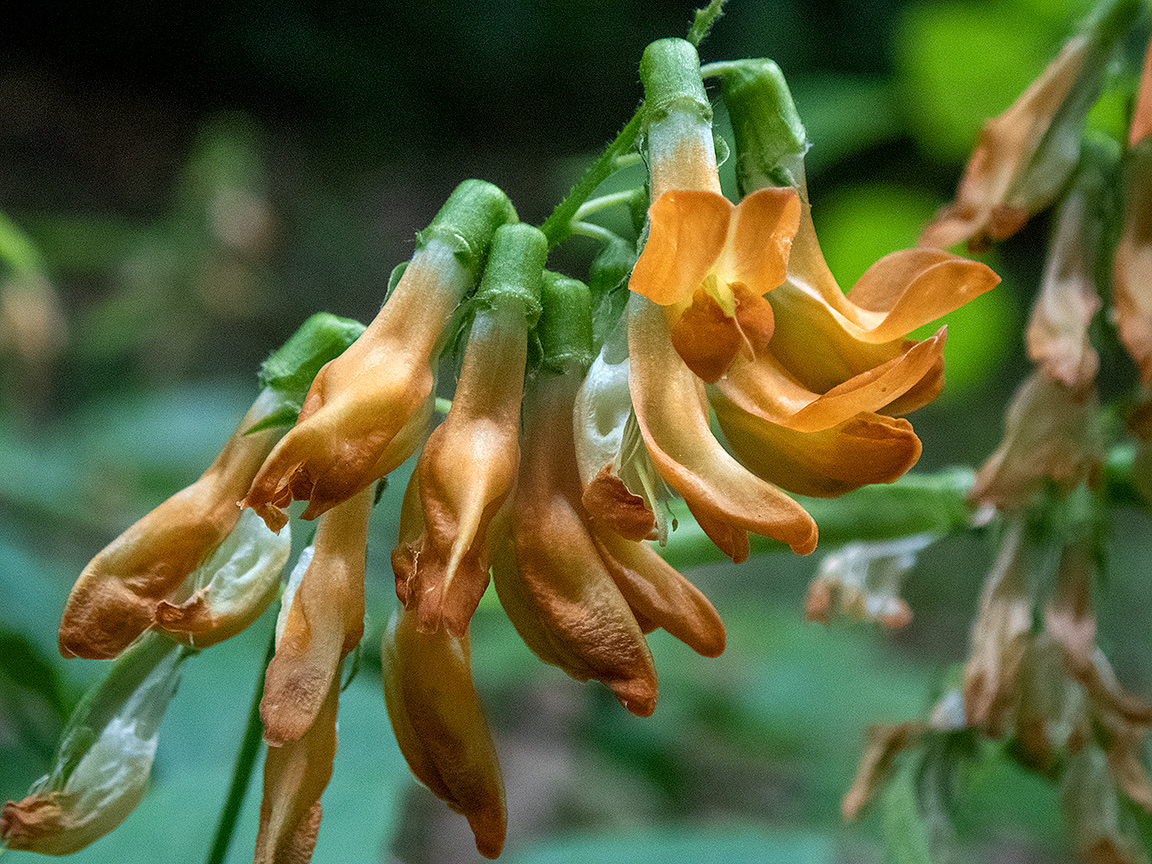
[628, 296, 817, 559]
[254, 673, 340, 864]
[591, 526, 725, 657]
[713, 394, 922, 499]
[492, 373, 658, 716]
[717, 329, 946, 434]
[59, 392, 283, 659]
[382, 609, 506, 859]
[244, 240, 468, 524]
[841, 722, 924, 820]
[261, 486, 371, 745]
[629, 190, 731, 307]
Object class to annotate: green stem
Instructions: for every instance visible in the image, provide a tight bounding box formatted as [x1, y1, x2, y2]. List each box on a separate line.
[569, 221, 625, 244]
[204, 628, 276, 864]
[539, 111, 645, 249]
[574, 188, 646, 220]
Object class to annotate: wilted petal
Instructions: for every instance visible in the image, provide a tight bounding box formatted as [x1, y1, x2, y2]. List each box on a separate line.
[591, 525, 726, 657]
[963, 515, 1036, 733]
[1026, 183, 1102, 390]
[382, 609, 506, 859]
[254, 672, 340, 864]
[260, 485, 371, 745]
[628, 295, 818, 559]
[1112, 142, 1152, 385]
[919, 35, 1089, 250]
[59, 389, 285, 659]
[152, 508, 290, 649]
[970, 374, 1103, 510]
[491, 371, 658, 716]
[806, 533, 935, 629]
[841, 722, 924, 820]
[1060, 745, 1148, 864]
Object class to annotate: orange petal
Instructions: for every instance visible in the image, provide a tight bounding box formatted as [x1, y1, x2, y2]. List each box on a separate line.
[718, 329, 946, 433]
[382, 609, 506, 859]
[59, 395, 282, 659]
[244, 241, 468, 523]
[668, 286, 748, 383]
[628, 190, 731, 306]
[253, 673, 339, 864]
[721, 186, 800, 295]
[581, 464, 656, 541]
[491, 373, 658, 716]
[260, 486, 370, 745]
[715, 396, 923, 498]
[402, 304, 525, 636]
[628, 296, 818, 557]
[592, 527, 726, 657]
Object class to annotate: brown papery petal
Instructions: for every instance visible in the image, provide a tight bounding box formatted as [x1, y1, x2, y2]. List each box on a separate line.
[1112, 151, 1152, 386]
[628, 296, 817, 557]
[628, 190, 731, 306]
[714, 397, 922, 499]
[261, 486, 371, 745]
[382, 610, 506, 859]
[253, 672, 340, 864]
[582, 465, 655, 542]
[592, 527, 725, 657]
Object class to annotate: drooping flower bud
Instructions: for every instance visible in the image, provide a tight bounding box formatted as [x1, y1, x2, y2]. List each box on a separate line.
[394, 224, 544, 636]
[1, 633, 186, 855]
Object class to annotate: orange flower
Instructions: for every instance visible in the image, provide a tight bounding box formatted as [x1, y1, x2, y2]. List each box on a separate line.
[492, 364, 725, 716]
[243, 181, 515, 527]
[58, 388, 287, 659]
[392, 223, 544, 637]
[382, 608, 506, 859]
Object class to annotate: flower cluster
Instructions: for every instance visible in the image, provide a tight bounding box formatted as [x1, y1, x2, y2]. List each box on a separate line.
[3, 34, 997, 864]
[843, 8, 1152, 860]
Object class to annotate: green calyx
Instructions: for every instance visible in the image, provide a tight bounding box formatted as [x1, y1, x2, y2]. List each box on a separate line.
[474, 223, 547, 326]
[717, 59, 809, 195]
[249, 312, 366, 432]
[640, 38, 712, 125]
[537, 271, 593, 374]
[415, 179, 519, 280]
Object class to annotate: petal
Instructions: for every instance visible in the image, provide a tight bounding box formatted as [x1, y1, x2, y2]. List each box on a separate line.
[628, 190, 731, 306]
[581, 464, 656, 541]
[58, 395, 283, 660]
[402, 304, 525, 636]
[244, 241, 469, 522]
[717, 329, 946, 433]
[628, 296, 818, 558]
[714, 395, 923, 498]
[667, 286, 752, 383]
[1112, 149, 1152, 385]
[720, 185, 800, 295]
[591, 527, 726, 657]
[260, 485, 370, 745]
[491, 373, 658, 716]
[382, 609, 506, 859]
[253, 673, 340, 864]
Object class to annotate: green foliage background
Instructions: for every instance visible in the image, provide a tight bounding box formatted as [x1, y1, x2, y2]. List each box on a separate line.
[1, 0, 1146, 861]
